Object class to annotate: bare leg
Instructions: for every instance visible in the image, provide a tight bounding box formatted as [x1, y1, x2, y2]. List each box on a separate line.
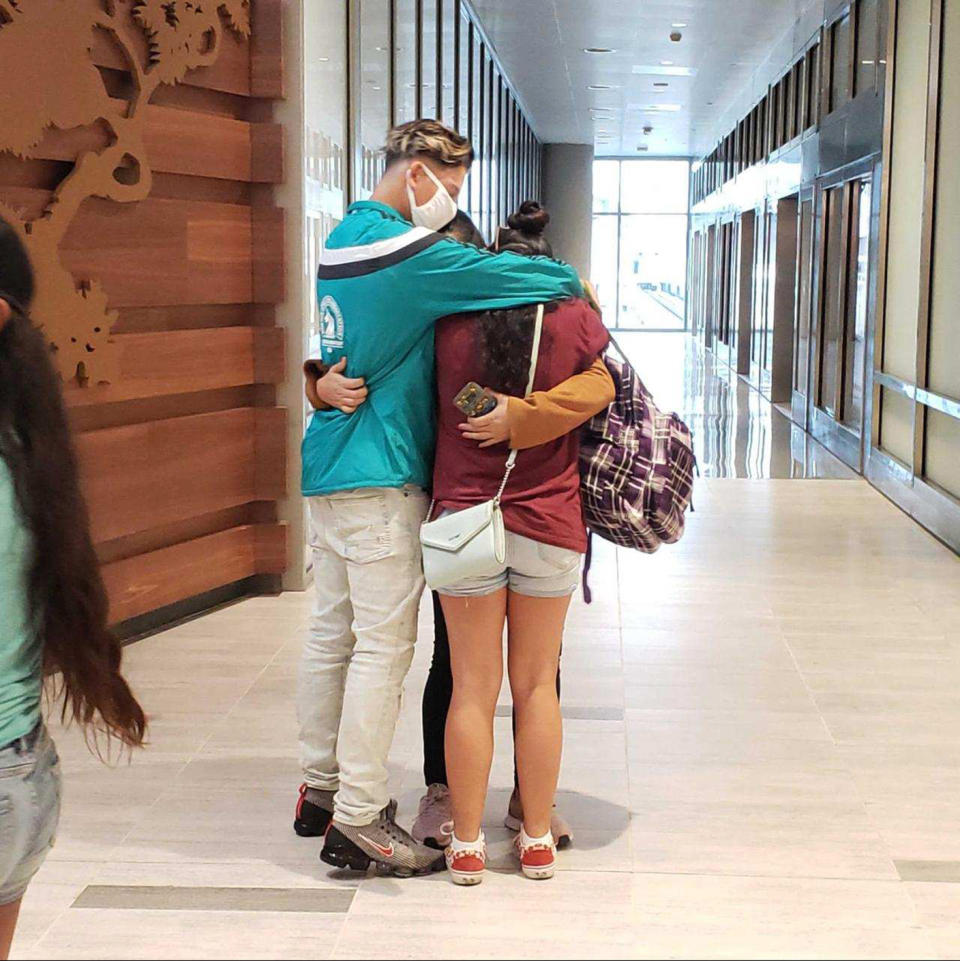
[507, 591, 570, 838]
[441, 590, 507, 842]
[0, 898, 23, 961]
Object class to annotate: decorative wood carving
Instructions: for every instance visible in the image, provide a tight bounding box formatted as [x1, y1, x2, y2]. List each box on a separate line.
[0, 0, 251, 385]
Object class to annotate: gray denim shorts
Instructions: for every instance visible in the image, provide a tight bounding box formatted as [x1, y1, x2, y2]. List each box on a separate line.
[436, 523, 582, 599]
[0, 724, 61, 905]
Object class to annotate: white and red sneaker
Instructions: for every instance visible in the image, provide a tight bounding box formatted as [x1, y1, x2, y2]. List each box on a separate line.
[514, 825, 556, 880]
[444, 827, 486, 885]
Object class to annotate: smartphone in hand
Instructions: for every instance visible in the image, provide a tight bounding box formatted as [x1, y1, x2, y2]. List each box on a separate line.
[454, 382, 498, 417]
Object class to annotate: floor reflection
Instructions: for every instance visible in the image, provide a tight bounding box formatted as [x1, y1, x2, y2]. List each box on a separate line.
[613, 332, 857, 480]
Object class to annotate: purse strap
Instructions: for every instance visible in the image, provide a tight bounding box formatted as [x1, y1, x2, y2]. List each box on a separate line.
[494, 303, 544, 505]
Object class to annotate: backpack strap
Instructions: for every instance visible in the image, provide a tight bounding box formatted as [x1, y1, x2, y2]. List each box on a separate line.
[581, 532, 594, 605]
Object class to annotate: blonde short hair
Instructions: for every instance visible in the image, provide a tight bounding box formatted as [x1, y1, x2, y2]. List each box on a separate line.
[384, 119, 475, 169]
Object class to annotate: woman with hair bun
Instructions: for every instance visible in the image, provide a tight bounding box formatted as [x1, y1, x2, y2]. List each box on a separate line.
[428, 202, 611, 885]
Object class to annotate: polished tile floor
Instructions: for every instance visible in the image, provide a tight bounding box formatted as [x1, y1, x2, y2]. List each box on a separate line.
[12, 337, 960, 960]
[616, 332, 857, 480]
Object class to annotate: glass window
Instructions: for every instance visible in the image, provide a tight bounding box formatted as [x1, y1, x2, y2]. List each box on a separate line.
[593, 160, 620, 212]
[591, 215, 619, 317]
[856, 0, 880, 95]
[470, 36, 483, 227]
[809, 42, 822, 125]
[356, 0, 390, 200]
[843, 179, 871, 428]
[819, 186, 844, 415]
[592, 160, 690, 330]
[394, 0, 417, 123]
[421, 0, 438, 117]
[484, 51, 495, 238]
[831, 13, 853, 111]
[441, 0, 457, 126]
[795, 197, 814, 399]
[786, 65, 797, 141]
[304, 0, 348, 359]
[620, 160, 689, 214]
[618, 215, 687, 329]
[457, 7, 470, 134]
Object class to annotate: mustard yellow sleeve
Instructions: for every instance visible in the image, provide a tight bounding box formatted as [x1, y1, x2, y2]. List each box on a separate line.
[508, 357, 615, 450]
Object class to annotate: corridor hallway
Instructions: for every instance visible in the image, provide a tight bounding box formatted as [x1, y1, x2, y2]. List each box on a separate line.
[11, 336, 960, 960]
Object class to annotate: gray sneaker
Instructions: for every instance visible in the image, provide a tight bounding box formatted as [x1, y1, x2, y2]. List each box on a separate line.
[411, 783, 453, 849]
[321, 801, 446, 878]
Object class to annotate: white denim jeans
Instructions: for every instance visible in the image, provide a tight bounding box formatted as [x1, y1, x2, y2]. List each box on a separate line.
[298, 486, 429, 827]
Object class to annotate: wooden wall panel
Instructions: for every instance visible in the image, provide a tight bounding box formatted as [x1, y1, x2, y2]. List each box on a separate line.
[64, 327, 285, 407]
[102, 524, 287, 624]
[25, 104, 283, 184]
[0, 3, 288, 627]
[77, 407, 286, 543]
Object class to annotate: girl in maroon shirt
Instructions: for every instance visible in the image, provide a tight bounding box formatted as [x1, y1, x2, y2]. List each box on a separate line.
[433, 203, 609, 883]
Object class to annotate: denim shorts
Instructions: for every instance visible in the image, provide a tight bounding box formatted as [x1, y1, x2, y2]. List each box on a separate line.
[0, 724, 61, 905]
[436, 525, 581, 599]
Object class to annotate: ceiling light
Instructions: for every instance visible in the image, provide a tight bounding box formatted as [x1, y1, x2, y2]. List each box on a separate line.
[653, 82, 669, 87]
[317, 57, 330, 62]
[587, 84, 616, 90]
[584, 47, 615, 54]
[634, 64, 695, 76]
[634, 103, 682, 112]
[671, 22, 688, 28]
[637, 145, 649, 151]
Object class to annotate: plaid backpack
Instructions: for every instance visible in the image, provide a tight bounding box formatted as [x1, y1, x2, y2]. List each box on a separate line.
[579, 342, 696, 572]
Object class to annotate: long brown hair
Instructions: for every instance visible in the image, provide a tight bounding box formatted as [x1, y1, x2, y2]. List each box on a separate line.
[0, 217, 146, 748]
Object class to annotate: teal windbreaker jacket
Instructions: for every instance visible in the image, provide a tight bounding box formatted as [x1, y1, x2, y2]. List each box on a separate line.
[301, 201, 584, 497]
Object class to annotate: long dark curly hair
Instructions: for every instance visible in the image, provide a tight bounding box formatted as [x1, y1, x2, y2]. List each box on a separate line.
[0, 217, 146, 749]
[483, 202, 559, 395]
[442, 202, 558, 397]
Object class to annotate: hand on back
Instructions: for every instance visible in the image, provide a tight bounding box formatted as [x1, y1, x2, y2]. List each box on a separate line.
[307, 357, 369, 414]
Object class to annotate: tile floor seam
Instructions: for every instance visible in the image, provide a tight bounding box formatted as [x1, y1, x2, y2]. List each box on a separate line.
[781, 631, 905, 889]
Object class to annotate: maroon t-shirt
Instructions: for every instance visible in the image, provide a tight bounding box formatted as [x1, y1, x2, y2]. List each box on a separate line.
[433, 298, 609, 553]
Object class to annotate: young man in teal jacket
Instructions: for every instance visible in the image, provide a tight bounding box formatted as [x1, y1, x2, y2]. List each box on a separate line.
[296, 120, 584, 877]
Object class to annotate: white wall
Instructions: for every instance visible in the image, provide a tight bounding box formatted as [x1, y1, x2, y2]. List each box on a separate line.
[542, 143, 594, 279]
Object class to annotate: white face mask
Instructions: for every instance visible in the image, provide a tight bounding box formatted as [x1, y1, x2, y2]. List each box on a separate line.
[406, 163, 459, 230]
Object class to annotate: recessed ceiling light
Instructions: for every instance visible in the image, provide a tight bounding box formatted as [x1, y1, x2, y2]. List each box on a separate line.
[584, 47, 616, 54]
[654, 81, 669, 87]
[587, 84, 616, 90]
[317, 57, 330, 62]
[634, 64, 696, 77]
[635, 103, 682, 112]
[672, 22, 688, 28]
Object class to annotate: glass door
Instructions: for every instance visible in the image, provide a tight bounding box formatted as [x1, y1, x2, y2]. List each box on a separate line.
[810, 174, 873, 468]
[792, 190, 815, 427]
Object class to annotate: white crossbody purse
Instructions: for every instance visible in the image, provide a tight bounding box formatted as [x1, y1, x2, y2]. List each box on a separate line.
[420, 304, 544, 591]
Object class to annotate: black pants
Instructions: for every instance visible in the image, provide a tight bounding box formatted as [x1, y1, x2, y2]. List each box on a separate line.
[422, 591, 561, 788]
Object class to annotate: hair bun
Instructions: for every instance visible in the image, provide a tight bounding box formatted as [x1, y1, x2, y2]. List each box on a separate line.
[507, 200, 549, 236]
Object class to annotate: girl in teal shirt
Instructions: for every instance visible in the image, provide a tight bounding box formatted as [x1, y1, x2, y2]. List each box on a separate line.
[0, 218, 147, 959]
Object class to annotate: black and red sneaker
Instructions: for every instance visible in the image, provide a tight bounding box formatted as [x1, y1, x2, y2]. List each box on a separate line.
[293, 783, 334, 837]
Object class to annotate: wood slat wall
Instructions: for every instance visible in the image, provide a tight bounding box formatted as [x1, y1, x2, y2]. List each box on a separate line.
[0, 2, 288, 626]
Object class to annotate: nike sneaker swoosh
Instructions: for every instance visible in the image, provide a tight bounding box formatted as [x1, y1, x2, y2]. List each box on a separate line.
[358, 833, 395, 859]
